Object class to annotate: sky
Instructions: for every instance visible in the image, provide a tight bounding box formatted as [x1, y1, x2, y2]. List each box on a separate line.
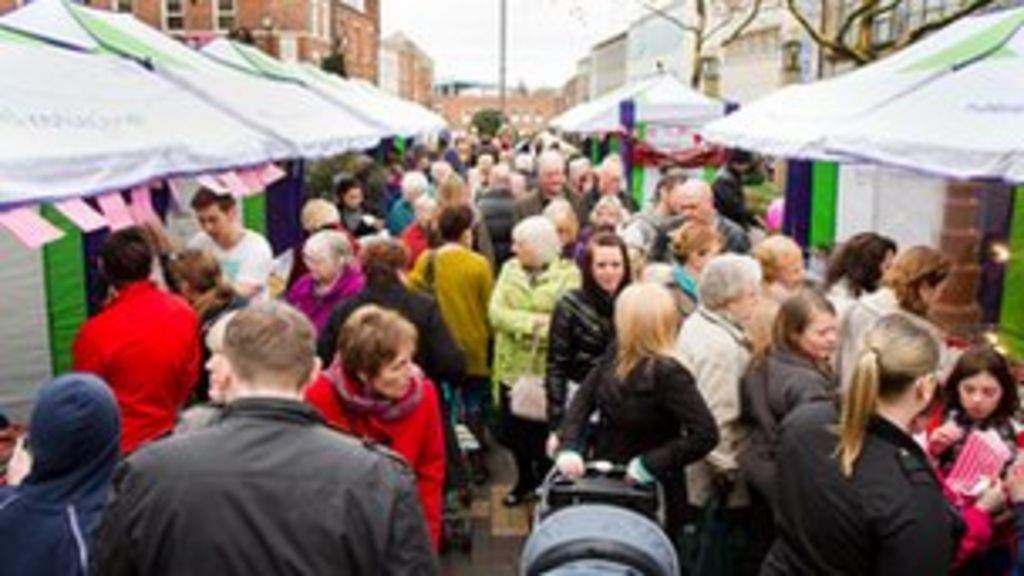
[381, 0, 650, 90]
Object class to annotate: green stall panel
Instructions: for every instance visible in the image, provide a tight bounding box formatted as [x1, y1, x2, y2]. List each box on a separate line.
[809, 162, 839, 248]
[41, 206, 89, 374]
[999, 187, 1024, 359]
[243, 192, 267, 236]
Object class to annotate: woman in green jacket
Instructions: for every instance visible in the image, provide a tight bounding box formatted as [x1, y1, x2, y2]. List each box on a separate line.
[489, 215, 581, 506]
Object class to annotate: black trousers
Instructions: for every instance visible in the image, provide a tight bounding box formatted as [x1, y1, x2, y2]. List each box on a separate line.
[498, 386, 552, 495]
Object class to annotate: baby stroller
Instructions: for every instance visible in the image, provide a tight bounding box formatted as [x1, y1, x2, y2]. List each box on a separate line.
[520, 462, 679, 575]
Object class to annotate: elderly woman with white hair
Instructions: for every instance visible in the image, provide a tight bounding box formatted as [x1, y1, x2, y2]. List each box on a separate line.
[489, 215, 581, 506]
[386, 170, 429, 236]
[285, 230, 365, 334]
[676, 253, 762, 572]
[400, 194, 437, 268]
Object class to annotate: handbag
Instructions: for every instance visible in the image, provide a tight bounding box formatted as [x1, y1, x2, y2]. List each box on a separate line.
[510, 326, 547, 422]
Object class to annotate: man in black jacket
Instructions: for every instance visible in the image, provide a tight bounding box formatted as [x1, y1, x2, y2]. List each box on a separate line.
[712, 149, 760, 231]
[476, 163, 518, 268]
[94, 302, 436, 576]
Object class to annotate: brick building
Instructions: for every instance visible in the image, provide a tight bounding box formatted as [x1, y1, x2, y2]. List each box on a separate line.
[433, 84, 561, 136]
[0, 0, 379, 80]
[379, 31, 434, 107]
[335, 0, 379, 82]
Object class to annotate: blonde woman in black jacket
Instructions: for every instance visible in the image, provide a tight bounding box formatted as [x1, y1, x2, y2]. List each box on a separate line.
[556, 282, 718, 543]
[762, 314, 957, 576]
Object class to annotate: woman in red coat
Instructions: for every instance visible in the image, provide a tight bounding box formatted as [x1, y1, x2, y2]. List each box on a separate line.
[305, 305, 445, 548]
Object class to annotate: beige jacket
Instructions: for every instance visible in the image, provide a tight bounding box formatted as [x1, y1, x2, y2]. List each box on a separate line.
[677, 307, 753, 509]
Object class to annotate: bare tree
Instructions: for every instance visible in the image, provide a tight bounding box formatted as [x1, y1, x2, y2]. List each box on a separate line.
[639, 0, 765, 87]
[787, 0, 1001, 65]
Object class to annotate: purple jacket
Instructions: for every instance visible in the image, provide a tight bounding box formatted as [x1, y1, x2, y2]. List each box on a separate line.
[286, 266, 365, 334]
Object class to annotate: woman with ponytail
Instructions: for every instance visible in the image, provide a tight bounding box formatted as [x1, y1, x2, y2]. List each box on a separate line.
[762, 314, 959, 575]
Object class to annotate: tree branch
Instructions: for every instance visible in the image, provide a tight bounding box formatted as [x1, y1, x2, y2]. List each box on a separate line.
[897, 0, 999, 49]
[639, 0, 702, 35]
[786, 0, 869, 64]
[720, 0, 765, 47]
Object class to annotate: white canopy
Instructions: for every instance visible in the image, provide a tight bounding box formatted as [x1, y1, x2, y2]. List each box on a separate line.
[702, 7, 1024, 182]
[201, 39, 444, 139]
[1, 0, 383, 160]
[550, 74, 725, 134]
[0, 30, 281, 207]
[344, 77, 449, 138]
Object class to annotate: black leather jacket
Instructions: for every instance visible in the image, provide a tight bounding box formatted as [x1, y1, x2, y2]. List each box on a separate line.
[94, 398, 437, 576]
[544, 288, 615, 430]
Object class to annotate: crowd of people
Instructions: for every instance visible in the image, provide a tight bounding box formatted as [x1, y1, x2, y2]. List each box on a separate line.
[1, 132, 1023, 576]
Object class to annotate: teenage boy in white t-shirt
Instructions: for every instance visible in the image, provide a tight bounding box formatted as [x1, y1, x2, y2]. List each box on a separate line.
[188, 189, 273, 299]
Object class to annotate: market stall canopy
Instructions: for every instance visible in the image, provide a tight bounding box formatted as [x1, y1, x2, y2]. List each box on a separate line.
[0, 0, 383, 160]
[702, 7, 1024, 182]
[549, 73, 725, 134]
[0, 29, 282, 208]
[199, 39, 390, 136]
[344, 77, 449, 137]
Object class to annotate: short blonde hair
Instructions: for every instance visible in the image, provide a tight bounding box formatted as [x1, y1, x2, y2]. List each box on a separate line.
[753, 235, 803, 286]
[436, 173, 469, 208]
[542, 198, 580, 243]
[512, 216, 562, 266]
[300, 199, 340, 233]
[614, 282, 680, 379]
[590, 195, 627, 225]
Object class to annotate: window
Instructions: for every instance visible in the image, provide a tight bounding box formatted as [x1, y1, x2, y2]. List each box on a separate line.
[311, 0, 320, 37]
[115, 0, 133, 13]
[872, 11, 895, 44]
[216, 0, 236, 31]
[163, 0, 183, 31]
[923, 0, 946, 23]
[341, 0, 366, 13]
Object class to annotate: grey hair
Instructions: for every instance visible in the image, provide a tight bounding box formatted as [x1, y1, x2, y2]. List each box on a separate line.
[303, 230, 354, 266]
[514, 153, 535, 174]
[400, 171, 429, 201]
[568, 157, 592, 179]
[512, 215, 562, 266]
[698, 254, 762, 310]
[536, 149, 565, 174]
[412, 194, 437, 218]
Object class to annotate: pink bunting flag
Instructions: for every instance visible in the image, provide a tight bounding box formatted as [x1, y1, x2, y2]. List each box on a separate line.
[97, 192, 136, 231]
[236, 168, 265, 195]
[0, 207, 65, 248]
[196, 175, 230, 195]
[257, 163, 287, 187]
[165, 179, 185, 213]
[217, 171, 250, 198]
[53, 198, 108, 233]
[129, 186, 161, 224]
